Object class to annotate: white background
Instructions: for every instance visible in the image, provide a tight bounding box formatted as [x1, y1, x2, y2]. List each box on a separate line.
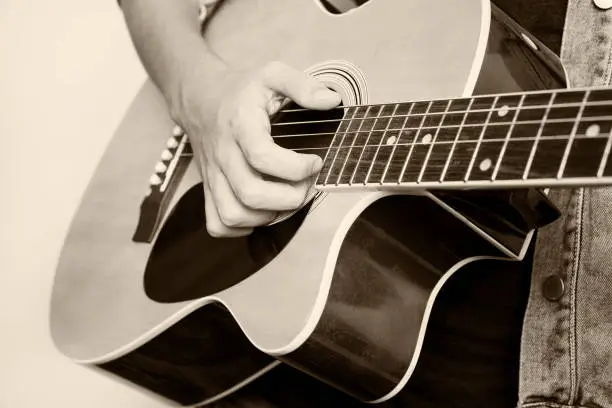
[1, 1, 169, 406]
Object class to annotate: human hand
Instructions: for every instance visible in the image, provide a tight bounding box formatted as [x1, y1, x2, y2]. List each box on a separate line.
[171, 61, 341, 237]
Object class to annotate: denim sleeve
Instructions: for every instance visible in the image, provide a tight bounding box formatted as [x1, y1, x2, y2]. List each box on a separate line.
[517, 1, 612, 407]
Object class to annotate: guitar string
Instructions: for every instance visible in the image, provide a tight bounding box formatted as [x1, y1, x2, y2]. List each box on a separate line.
[288, 133, 610, 151]
[178, 131, 611, 180]
[174, 97, 611, 174]
[272, 87, 612, 115]
[270, 115, 612, 140]
[179, 144, 609, 179]
[180, 131, 610, 154]
[270, 100, 612, 128]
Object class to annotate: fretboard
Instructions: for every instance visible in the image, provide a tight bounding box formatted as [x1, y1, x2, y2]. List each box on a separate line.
[278, 87, 612, 190]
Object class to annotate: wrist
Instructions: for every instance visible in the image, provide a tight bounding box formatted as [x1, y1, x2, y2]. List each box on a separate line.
[166, 45, 229, 125]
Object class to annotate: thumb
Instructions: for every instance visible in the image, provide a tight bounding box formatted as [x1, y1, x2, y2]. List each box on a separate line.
[261, 61, 341, 110]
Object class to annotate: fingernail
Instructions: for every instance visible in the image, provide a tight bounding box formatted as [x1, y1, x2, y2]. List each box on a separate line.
[312, 156, 323, 173]
[314, 88, 341, 104]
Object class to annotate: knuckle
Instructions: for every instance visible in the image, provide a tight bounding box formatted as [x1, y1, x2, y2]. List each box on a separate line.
[245, 143, 273, 171]
[295, 77, 317, 99]
[206, 218, 228, 238]
[233, 113, 254, 137]
[263, 211, 278, 224]
[287, 189, 306, 208]
[207, 225, 225, 238]
[218, 206, 247, 227]
[266, 94, 284, 115]
[212, 142, 234, 169]
[283, 159, 311, 182]
[237, 185, 264, 209]
[230, 107, 261, 139]
[227, 114, 244, 136]
[294, 158, 313, 178]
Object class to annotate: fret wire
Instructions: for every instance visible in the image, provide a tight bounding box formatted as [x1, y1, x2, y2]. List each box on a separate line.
[322, 108, 357, 185]
[364, 104, 398, 184]
[318, 122, 343, 168]
[272, 98, 612, 127]
[557, 90, 590, 179]
[492, 94, 526, 180]
[418, 100, 451, 183]
[597, 127, 612, 177]
[522, 92, 556, 180]
[316, 109, 347, 185]
[380, 103, 414, 183]
[398, 101, 433, 183]
[348, 106, 383, 184]
[464, 96, 498, 181]
[335, 106, 372, 185]
[440, 98, 474, 181]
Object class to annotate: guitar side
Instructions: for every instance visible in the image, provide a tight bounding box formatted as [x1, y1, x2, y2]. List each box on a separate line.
[50, 1, 568, 406]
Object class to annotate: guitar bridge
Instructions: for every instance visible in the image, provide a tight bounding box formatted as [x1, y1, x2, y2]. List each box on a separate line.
[132, 126, 193, 243]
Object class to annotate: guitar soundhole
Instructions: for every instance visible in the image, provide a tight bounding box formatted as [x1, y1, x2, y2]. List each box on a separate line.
[144, 102, 345, 303]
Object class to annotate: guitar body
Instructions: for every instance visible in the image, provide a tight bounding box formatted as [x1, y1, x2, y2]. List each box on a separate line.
[50, 0, 568, 406]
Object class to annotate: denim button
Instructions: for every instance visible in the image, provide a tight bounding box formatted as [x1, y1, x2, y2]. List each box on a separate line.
[542, 275, 565, 301]
[593, 0, 612, 10]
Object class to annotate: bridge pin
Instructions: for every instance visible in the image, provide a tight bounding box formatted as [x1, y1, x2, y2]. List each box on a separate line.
[149, 174, 162, 186]
[172, 125, 184, 137]
[154, 162, 168, 173]
[161, 149, 173, 161]
[166, 138, 179, 149]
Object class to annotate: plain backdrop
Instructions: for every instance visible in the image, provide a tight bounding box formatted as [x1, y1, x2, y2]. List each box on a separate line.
[1, 1, 171, 406]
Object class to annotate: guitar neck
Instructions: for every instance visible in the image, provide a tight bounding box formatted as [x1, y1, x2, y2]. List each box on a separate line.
[289, 87, 612, 190]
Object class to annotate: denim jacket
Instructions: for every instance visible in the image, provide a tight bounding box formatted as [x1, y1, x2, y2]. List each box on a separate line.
[517, 1, 612, 407]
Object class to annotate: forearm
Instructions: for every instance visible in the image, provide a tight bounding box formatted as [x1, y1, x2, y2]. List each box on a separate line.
[119, 0, 227, 112]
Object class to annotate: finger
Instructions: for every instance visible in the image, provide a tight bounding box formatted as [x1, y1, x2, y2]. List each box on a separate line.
[242, 135, 323, 182]
[203, 178, 253, 238]
[219, 142, 313, 211]
[261, 61, 341, 110]
[233, 109, 323, 181]
[210, 169, 278, 227]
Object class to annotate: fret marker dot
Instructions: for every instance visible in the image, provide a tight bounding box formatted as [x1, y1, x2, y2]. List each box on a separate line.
[498, 105, 510, 117]
[421, 133, 433, 144]
[479, 158, 492, 172]
[386, 135, 397, 145]
[586, 124, 600, 137]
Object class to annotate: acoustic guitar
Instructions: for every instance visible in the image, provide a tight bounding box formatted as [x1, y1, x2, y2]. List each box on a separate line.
[50, 0, 612, 406]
